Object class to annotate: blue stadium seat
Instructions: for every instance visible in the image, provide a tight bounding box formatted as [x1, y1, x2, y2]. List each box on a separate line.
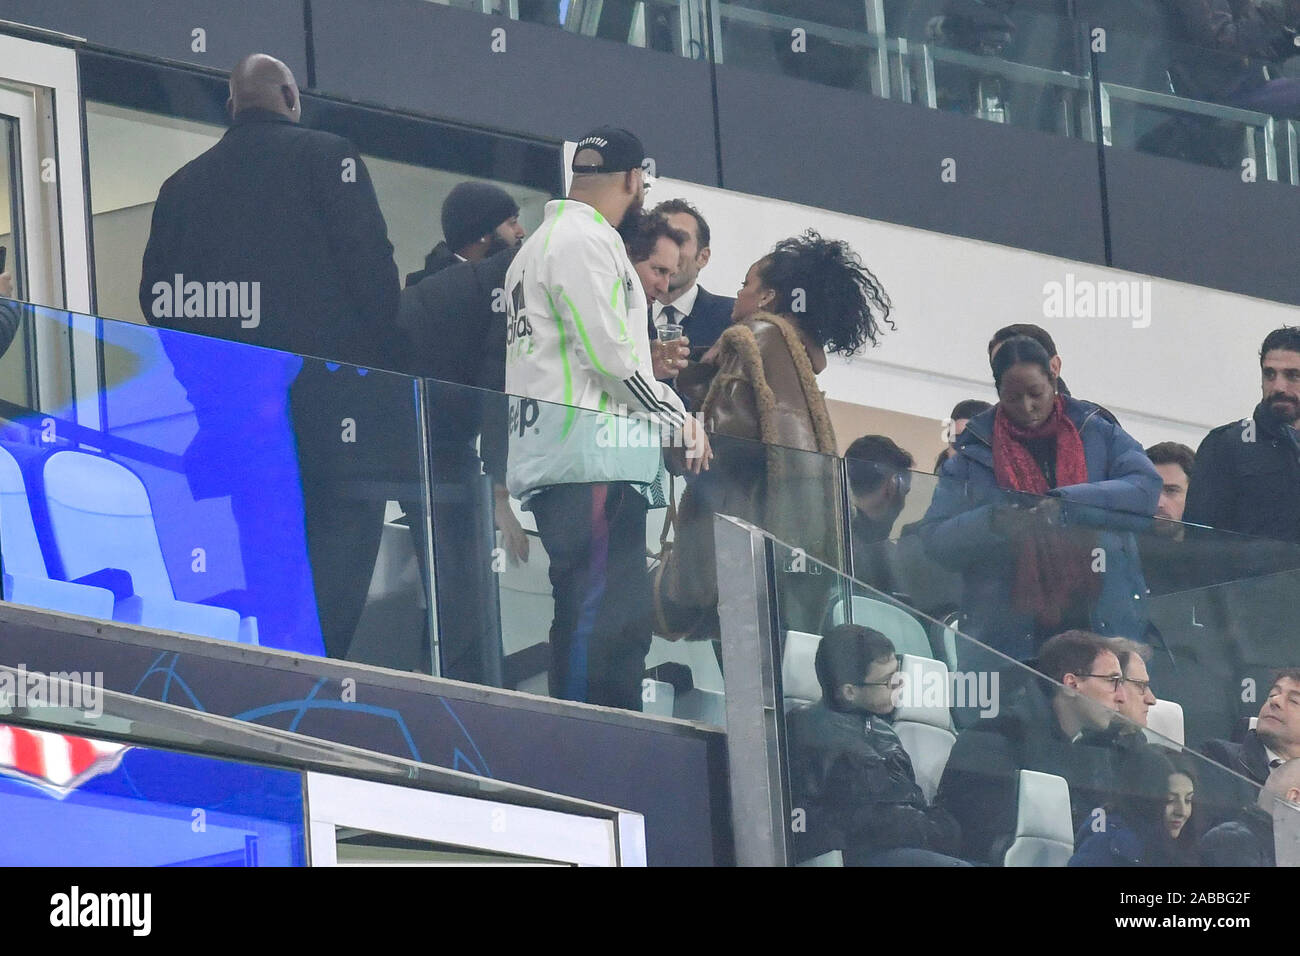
[41, 451, 257, 644]
[0, 444, 115, 620]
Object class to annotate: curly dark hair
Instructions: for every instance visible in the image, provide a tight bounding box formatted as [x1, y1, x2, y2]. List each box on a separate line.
[755, 230, 893, 356]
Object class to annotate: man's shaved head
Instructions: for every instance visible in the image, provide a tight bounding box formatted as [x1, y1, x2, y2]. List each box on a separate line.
[229, 54, 299, 121]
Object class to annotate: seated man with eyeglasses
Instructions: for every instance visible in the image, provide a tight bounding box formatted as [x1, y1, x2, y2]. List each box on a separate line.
[786, 624, 969, 866]
[1109, 637, 1159, 732]
[936, 629, 1170, 864]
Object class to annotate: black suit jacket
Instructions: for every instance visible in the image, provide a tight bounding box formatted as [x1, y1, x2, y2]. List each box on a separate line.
[1203, 730, 1273, 785]
[681, 285, 734, 355]
[140, 109, 401, 371]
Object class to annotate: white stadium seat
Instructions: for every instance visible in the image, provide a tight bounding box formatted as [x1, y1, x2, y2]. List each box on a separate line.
[1004, 770, 1074, 867]
[829, 595, 932, 660]
[892, 654, 958, 803]
[782, 630, 823, 712]
[1143, 698, 1185, 749]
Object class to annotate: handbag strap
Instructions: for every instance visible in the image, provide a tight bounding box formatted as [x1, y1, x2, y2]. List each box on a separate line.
[650, 471, 677, 560]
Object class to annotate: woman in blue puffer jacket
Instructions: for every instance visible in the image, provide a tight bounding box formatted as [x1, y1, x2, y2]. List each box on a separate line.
[919, 335, 1160, 662]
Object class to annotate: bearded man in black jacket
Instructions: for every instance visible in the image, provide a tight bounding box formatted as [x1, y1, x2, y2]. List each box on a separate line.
[1185, 327, 1300, 545]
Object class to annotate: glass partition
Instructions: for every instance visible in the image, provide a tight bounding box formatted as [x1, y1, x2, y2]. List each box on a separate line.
[0, 664, 642, 866]
[724, 519, 1274, 867]
[421, 0, 710, 57]
[842, 463, 1300, 751]
[705, 0, 1300, 178]
[0, 300, 432, 668]
[712, 1, 1093, 136]
[6, 296, 1300, 751]
[0, 298, 853, 726]
[429, 374, 845, 723]
[1091, 26, 1290, 178]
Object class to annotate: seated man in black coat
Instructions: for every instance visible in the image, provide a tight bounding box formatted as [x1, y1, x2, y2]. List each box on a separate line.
[1165, 0, 1300, 119]
[1203, 668, 1300, 784]
[935, 629, 1169, 864]
[1201, 758, 1300, 866]
[787, 624, 967, 866]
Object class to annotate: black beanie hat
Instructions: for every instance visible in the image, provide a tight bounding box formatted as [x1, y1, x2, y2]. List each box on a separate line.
[441, 182, 520, 253]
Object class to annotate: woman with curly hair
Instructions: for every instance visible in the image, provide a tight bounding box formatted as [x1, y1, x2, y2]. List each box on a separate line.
[655, 230, 893, 645]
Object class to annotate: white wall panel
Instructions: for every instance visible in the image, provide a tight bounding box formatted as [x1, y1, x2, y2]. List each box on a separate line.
[654, 178, 1300, 451]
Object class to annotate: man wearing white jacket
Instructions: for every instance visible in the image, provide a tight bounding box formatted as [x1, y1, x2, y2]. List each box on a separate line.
[504, 126, 710, 710]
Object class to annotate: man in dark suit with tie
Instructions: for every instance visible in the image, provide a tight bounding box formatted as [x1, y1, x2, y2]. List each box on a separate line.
[648, 199, 735, 359]
[1204, 669, 1300, 784]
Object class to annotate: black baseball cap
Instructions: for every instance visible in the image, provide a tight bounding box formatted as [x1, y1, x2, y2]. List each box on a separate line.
[572, 126, 646, 173]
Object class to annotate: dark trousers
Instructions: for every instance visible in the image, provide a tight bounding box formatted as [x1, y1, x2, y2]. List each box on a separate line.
[295, 461, 387, 661]
[530, 482, 652, 711]
[290, 366, 403, 661]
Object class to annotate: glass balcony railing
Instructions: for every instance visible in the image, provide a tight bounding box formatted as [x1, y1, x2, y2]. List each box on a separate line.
[0, 298, 850, 727]
[4, 294, 1300, 761]
[425, 0, 713, 57]
[0, 663, 642, 866]
[713, 1, 1092, 137]
[838, 464, 1300, 753]
[714, 514, 1293, 867]
[442, 0, 1300, 182]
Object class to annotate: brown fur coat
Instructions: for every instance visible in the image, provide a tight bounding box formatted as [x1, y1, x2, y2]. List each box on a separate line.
[656, 312, 842, 638]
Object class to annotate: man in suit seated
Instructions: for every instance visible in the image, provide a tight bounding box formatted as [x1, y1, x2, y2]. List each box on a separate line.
[787, 624, 968, 866]
[649, 199, 735, 360]
[1204, 669, 1300, 785]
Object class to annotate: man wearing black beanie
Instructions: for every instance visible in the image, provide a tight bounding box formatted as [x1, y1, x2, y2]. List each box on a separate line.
[405, 181, 525, 287]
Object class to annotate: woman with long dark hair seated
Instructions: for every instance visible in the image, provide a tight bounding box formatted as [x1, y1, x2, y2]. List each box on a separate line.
[1070, 757, 1201, 867]
[655, 230, 893, 644]
[919, 335, 1160, 663]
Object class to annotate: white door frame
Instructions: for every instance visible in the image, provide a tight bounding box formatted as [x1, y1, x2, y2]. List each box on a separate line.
[304, 771, 645, 866]
[0, 33, 90, 312]
[0, 32, 95, 428]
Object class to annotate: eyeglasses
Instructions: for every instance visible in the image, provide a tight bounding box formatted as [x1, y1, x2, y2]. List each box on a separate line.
[1077, 674, 1124, 691]
[857, 673, 905, 689]
[1123, 677, 1154, 696]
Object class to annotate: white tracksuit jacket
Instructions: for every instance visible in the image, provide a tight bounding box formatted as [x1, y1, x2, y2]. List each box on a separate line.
[504, 198, 686, 504]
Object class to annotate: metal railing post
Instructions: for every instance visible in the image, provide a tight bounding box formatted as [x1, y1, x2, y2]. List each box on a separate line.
[715, 514, 789, 867]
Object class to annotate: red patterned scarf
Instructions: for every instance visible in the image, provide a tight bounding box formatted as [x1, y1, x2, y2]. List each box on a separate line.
[992, 394, 1099, 630]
